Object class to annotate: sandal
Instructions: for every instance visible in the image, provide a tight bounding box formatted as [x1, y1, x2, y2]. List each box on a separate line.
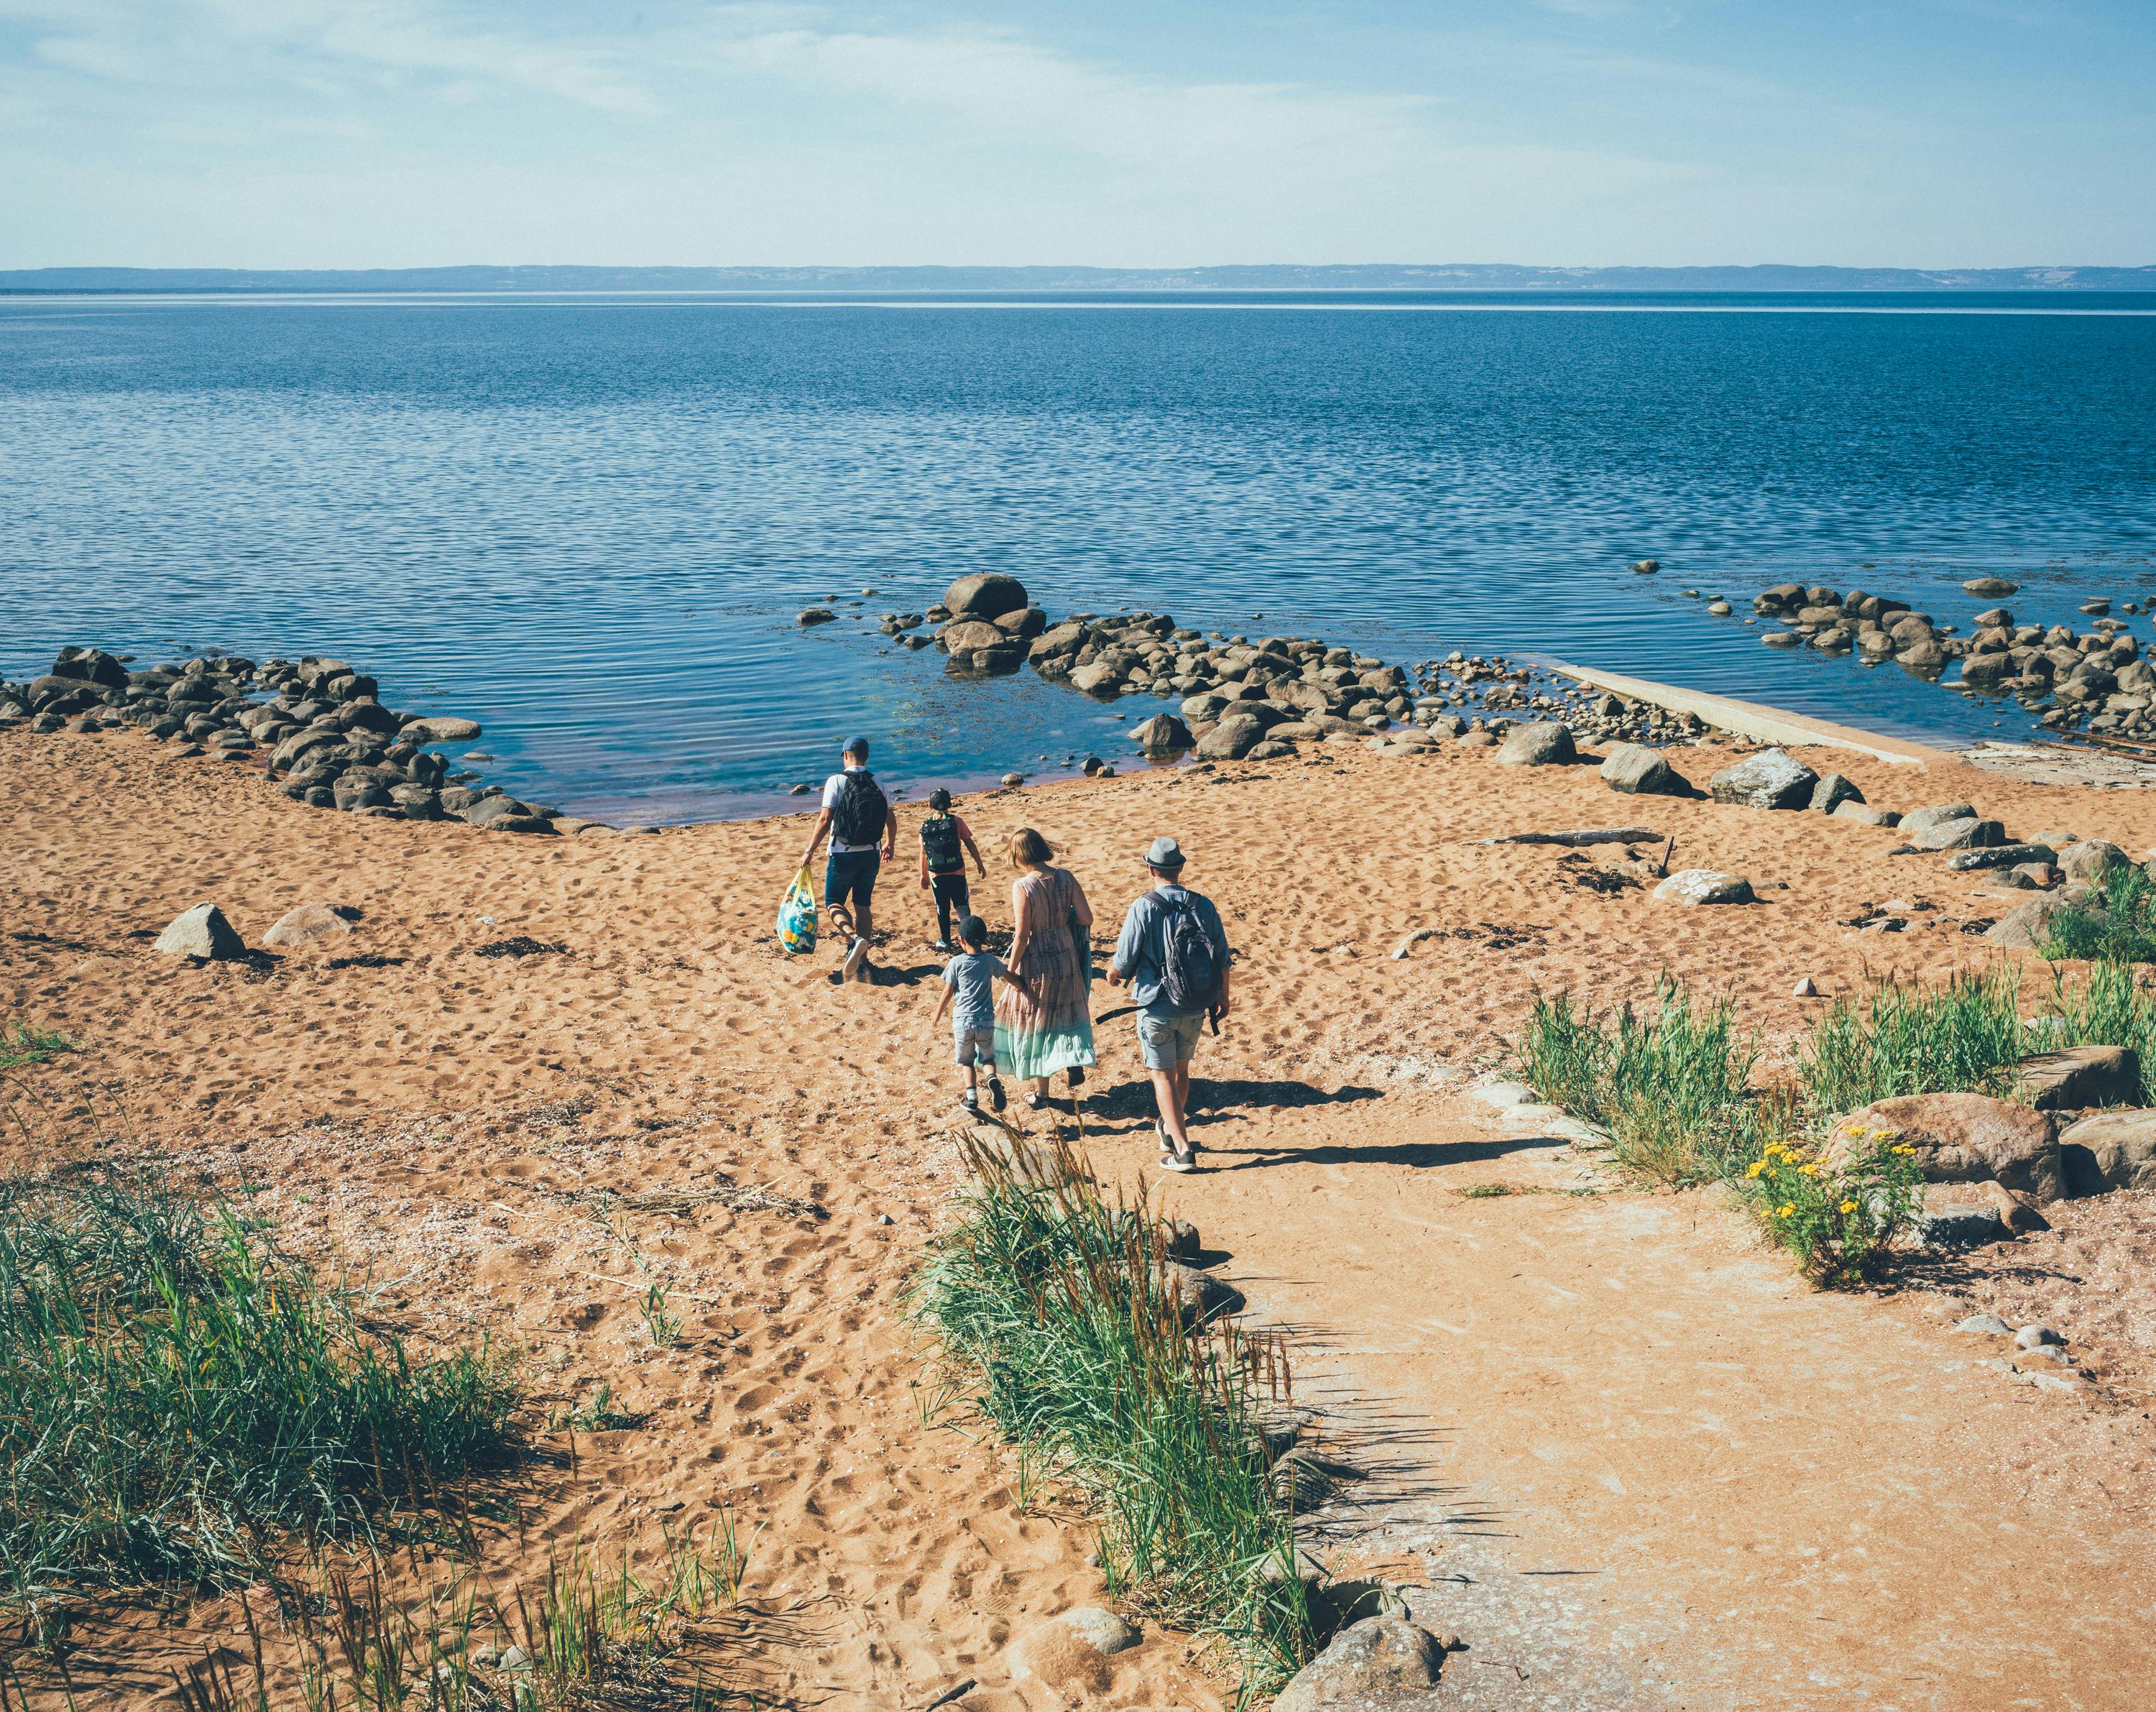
[1026, 1092, 1049, 1111]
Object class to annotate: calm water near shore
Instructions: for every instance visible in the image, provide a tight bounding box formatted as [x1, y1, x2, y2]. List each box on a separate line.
[4, 291, 2153, 822]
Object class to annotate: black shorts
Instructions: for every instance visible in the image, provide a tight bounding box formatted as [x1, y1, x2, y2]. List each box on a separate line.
[825, 849, 880, 910]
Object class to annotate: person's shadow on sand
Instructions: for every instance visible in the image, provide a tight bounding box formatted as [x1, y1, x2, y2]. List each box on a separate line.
[1074, 1076, 1385, 1138]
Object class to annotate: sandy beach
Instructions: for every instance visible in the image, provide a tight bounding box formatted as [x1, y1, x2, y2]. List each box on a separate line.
[11, 715, 2156, 1709]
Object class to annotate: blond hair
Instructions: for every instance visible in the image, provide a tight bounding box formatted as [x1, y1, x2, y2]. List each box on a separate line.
[1009, 827, 1054, 868]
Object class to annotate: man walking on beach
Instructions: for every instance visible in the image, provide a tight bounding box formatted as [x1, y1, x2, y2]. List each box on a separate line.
[801, 736, 895, 982]
[1106, 837, 1230, 1173]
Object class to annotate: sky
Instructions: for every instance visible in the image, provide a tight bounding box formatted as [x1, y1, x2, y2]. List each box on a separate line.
[0, 1, 2150, 269]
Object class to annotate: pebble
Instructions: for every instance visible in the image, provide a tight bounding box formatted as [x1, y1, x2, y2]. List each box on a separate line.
[1793, 976, 1820, 998]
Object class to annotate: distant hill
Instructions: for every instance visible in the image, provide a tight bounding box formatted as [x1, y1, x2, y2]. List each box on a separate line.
[3, 263, 2152, 294]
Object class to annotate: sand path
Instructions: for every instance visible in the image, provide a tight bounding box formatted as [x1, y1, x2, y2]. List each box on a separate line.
[1114, 1077, 2156, 1710]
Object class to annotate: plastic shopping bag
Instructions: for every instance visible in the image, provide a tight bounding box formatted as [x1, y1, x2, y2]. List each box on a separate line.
[777, 865, 819, 955]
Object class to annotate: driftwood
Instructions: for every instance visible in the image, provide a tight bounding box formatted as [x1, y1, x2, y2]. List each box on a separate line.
[1393, 928, 1443, 960]
[1478, 827, 1662, 847]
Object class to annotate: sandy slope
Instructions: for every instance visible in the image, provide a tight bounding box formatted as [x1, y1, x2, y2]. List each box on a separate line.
[8, 720, 2156, 1708]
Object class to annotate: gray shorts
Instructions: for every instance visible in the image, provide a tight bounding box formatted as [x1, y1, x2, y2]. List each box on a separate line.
[1137, 1008, 1204, 1070]
[954, 1024, 998, 1069]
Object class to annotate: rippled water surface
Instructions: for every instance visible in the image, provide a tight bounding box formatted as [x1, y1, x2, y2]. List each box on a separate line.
[4, 292, 2152, 821]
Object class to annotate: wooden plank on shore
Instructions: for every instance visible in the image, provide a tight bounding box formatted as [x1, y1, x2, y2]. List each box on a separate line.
[1480, 828, 1662, 847]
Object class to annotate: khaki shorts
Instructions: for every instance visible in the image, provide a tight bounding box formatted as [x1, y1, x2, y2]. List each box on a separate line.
[1136, 1009, 1204, 1070]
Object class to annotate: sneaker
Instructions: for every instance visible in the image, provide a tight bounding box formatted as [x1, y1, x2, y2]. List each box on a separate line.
[988, 1077, 1007, 1113]
[961, 1089, 980, 1113]
[1159, 1151, 1196, 1174]
[932, 939, 954, 954]
[840, 936, 870, 982]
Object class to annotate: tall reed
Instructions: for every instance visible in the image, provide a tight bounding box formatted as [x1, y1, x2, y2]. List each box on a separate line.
[0, 1172, 520, 1610]
[1516, 979, 1760, 1184]
[911, 1131, 1315, 1694]
[1797, 967, 2027, 1116]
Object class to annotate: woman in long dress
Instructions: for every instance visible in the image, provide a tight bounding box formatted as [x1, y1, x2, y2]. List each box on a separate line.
[994, 827, 1097, 1109]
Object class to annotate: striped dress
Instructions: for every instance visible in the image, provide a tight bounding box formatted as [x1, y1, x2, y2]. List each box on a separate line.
[995, 867, 1097, 1080]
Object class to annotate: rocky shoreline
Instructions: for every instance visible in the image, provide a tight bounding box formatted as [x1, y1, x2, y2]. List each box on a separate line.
[1690, 574, 2152, 745]
[836, 571, 1720, 767]
[0, 648, 594, 834]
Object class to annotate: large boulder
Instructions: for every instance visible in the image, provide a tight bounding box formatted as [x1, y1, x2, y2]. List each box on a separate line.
[2060, 839, 2130, 884]
[52, 647, 127, 689]
[1709, 748, 1818, 810]
[1494, 720, 1576, 766]
[1129, 713, 1193, 755]
[1824, 1094, 2064, 1204]
[939, 620, 1008, 655]
[1030, 620, 1088, 660]
[1273, 1616, 1445, 1712]
[1909, 816, 2006, 852]
[1900, 803, 1978, 839]
[1987, 898, 2067, 950]
[152, 903, 247, 961]
[1945, 842, 2057, 873]
[1600, 743, 1688, 796]
[1156, 1261, 1245, 1325]
[259, 903, 356, 949]
[2012, 1046, 2139, 1112]
[2058, 1110, 2156, 1196]
[1068, 662, 1123, 696]
[992, 605, 1047, 639]
[1810, 773, 1864, 813]
[1653, 869, 1755, 906]
[943, 573, 1028, 620]
[1195, 718, 1268, 761]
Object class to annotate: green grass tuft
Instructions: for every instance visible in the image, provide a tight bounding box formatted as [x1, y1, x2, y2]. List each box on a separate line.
[0, 1023, 79, 1071]
[1517, 978, 1761, 1185]
[1796, 967, 2027, 1115]
[0, 1172, 521, 1609]
[2042, 865, 2156, 964]
[911, 1133, 1316, 1695]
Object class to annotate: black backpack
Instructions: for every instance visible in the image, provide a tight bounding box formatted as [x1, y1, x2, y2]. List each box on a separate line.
[832, 770, 888, 847]
[921, 813, 962, 873]
[1157, 889, 1222, 1014]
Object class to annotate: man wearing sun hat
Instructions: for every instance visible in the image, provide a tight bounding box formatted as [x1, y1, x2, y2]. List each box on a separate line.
[1106, 837, 1232, 1173]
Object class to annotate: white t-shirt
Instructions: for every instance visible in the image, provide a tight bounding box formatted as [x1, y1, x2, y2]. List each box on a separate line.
[822, 768, 886, 854]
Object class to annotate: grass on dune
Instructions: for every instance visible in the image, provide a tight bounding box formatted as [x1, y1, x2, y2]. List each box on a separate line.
[911, 1131, 1317, 1697]
[0, 1171, 521, 1611]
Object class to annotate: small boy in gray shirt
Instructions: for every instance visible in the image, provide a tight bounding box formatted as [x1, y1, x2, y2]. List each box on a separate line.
[930, 915, 1028, 1114]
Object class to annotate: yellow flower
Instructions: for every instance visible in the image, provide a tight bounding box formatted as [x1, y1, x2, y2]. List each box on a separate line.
[1746, 1161, 1767, 1179]
[1777, 1203, 1796, 1218]
[1892, 1145, 1916, 1156]
[1799, 1163, 1822, 1177]
[1838, 1200, 1858, 1214]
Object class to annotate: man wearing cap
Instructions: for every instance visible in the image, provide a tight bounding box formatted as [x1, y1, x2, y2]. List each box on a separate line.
[801, 736, 895, 982]
[1106, 837, 1232, 1172]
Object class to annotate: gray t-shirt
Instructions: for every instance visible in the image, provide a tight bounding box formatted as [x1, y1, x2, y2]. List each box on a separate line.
[942, 950, 1006, 1030]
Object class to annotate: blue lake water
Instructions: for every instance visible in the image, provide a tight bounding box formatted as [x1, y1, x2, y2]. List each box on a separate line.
[3, 290, 2152, 822]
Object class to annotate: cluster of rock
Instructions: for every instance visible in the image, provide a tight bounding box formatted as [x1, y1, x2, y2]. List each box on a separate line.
[0, 646, 594, 835]
[1738, 581, 2151, 740]
[1825, 1083, 2156, 1261]
[847, 573, 1722, 768]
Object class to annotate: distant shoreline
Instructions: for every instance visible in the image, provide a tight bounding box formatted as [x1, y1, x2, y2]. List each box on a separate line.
[4, 262, 2153, 295]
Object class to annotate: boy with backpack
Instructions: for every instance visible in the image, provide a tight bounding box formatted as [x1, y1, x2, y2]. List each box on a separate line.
[916, 787, 987, 952]
[800, 736, 895, 982]
[1105, 837, 1232, 1173]
[929, 915, 1029, 1115]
